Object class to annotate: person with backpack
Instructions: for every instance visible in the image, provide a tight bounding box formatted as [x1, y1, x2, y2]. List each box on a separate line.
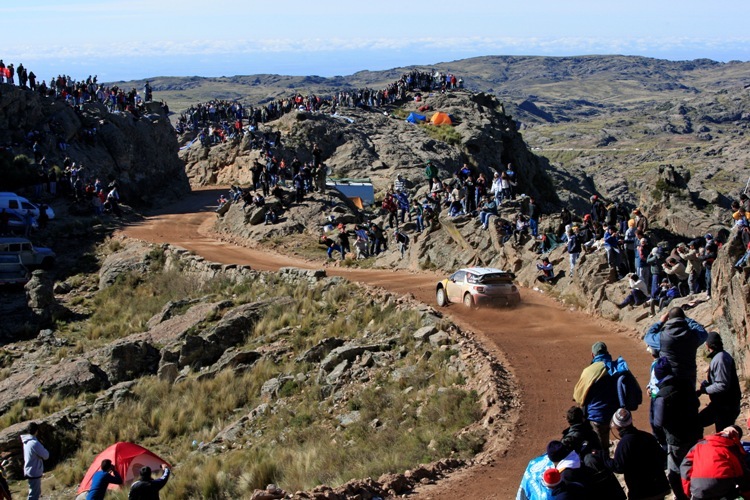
[574, 342, 639, 456]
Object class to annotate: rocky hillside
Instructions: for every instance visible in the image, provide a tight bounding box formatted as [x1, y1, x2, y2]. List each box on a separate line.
[0, 242, 515, 498]
[201, 83, 749, 380]
[128, 55, 750, 212]
[0, 85, 189, 205]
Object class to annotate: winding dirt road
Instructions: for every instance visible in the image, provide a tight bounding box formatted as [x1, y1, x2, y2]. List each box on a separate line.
[120, 189, 651, 499]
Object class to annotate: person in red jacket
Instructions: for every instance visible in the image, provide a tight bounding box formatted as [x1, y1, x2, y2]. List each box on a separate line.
[680, 425, 750, 499]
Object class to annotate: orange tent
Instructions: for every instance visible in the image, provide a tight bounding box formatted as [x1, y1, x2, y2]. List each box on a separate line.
[430, 112, 452, 125]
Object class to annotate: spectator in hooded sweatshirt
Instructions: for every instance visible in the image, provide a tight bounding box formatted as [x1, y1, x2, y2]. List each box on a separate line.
[697, 332, 741, 433]
[21, 422, 49, 500]
[680, 425, 750, 500]
[643, 307, 708, 390]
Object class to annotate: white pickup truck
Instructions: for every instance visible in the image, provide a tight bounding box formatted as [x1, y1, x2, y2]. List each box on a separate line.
[0, 237, 55, 269]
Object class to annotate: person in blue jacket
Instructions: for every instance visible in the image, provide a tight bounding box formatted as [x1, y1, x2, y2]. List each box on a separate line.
[643, 307, 708, 390]
[87, 459, 123, 500]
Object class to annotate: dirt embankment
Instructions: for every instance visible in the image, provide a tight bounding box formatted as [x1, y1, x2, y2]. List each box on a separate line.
[120, 188, 652, 499]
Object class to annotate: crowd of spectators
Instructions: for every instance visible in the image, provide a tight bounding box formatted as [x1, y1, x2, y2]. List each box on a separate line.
[519, 311, 747, 499]
[0, 59, 160, 222]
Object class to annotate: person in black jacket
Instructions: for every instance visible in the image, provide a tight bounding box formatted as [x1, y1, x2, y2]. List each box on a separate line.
[698, 332, 741, 433]
[561, 406, 600, 456]
[603, 408, 670, 500]
[129, 466, 170, 500]
[651, 358, 702, 500]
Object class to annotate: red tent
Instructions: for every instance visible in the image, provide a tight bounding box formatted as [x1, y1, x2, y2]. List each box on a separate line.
[76, 442, 171, 494]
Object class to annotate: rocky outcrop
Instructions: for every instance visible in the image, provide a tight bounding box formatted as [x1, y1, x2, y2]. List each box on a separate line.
[0, 85, 189, 206]
[182, 91, 558, 205]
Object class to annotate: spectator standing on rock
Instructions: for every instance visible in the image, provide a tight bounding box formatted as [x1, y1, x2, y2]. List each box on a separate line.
[646, 246, 664, 298]
[567, 227, 582, 278]
[425, 160, 439, 192]
[633, 208, 648, 234]
[573, 342, 620, 454]
[643, 307, 708, 390]
[623, 219, 637, 273]
[651, 357, 702, 500]
[698, 234, 717, 298]
[527, 196, 540, 237]
[21, 422, 49, 500]
[677, 240, 702, 295]
[602, 408, 671, 500]
[336, 224, 351, 257]
[697, 332, 741, 433]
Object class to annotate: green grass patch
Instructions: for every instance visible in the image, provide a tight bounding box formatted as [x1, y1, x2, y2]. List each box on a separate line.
[420, 124, 462, 146]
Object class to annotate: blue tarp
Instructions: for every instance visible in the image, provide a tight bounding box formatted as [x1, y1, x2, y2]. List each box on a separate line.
[406, 112, 427, 124]
[517, 454, 555, 500]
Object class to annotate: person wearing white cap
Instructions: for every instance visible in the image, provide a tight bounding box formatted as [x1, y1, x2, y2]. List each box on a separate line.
[603, 408, 671, 500]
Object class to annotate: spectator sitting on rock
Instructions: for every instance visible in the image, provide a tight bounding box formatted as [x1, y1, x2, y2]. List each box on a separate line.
[477, 194, 498, 230]
[735, 239, 750, 271]
[616, 273, 649, 309]
[448, 182, 463, 217]
[650, 278, 679, 317]
[536, 257, 555, 284]
[512, 213, 529, 245]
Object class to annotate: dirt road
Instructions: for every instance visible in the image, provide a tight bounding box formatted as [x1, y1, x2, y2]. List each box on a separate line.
[121, 189, 651, 499]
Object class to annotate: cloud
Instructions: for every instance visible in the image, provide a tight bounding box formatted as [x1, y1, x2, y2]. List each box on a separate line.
[5, 36, 750, 63]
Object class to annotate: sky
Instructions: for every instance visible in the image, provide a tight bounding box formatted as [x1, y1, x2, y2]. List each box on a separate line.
[2, 0, 749, 82]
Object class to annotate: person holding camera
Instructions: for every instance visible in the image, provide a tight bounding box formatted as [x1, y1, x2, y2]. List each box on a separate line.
[86, 459, 123, 500]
